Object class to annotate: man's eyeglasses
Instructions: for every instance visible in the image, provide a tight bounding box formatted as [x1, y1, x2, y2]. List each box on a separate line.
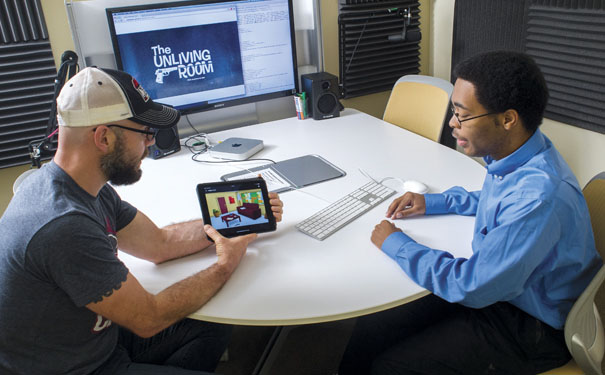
[94, 124, 157, 141]
[449, 104, 497, 126]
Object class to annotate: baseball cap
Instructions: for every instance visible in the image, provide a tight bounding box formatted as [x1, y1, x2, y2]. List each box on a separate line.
[56, 67, 180, 129]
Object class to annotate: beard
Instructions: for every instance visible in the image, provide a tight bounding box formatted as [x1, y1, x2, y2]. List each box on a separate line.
[100, 135, 148, 186]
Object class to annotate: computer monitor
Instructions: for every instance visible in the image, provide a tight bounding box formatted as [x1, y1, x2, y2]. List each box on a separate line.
[106, 0, 298, 115]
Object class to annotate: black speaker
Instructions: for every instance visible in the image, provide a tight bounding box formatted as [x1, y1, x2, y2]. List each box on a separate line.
[148, 127, 181, 159]
[301, 72, 342, 120]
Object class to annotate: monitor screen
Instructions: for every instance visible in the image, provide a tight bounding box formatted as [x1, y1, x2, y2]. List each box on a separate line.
[106, 0, 298, 115]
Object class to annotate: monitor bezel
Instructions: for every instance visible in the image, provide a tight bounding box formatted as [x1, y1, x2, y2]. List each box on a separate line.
[105, 0, 299, 115]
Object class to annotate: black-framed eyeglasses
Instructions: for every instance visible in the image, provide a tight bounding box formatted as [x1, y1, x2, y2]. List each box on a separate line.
[449, 104, 497, 126]
[93, 124, 157, 141]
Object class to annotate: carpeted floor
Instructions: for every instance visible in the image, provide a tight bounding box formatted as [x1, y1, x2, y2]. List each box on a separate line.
[215, 319, 355, 375]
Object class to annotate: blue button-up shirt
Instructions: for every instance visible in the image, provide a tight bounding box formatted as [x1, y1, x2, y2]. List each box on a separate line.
[382, 130, 600, 329]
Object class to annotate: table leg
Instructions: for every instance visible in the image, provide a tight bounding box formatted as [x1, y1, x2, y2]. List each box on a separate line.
[251, 326, 294, 375]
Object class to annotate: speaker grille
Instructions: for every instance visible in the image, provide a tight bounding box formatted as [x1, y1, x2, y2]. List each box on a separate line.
[155, 128, 176, 149]
[317, 94, 337, 114]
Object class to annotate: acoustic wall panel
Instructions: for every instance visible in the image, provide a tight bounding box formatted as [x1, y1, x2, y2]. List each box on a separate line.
[452, 0, 605, 134]
[339, 0, 421, 99]
[526, 5, 605, 133]
[451, 0, 528, 82]
[0, 0, 55, 168]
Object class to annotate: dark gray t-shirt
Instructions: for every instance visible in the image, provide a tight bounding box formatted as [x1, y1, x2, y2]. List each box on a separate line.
[0, 162, 137, 374]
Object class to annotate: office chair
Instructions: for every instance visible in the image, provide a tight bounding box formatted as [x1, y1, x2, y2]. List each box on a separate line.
[12, 169, 38, 195]
[383, 75, 453, 143]
[541, 172, 605, 375]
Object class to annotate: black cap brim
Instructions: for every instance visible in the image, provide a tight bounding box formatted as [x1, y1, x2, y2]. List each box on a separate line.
[100, 68, 181, 129]
[131, 102, 181, 129]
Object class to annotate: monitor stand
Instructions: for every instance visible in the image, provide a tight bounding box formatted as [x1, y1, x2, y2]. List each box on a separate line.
[179, 96, 296, 137]
[180, 103, 259, 137]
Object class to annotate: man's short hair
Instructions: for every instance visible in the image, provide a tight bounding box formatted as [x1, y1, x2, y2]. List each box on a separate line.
[453, 51, 548, 133]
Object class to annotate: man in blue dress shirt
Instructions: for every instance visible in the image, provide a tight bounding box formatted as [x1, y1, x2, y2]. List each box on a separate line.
[339, 51, 601, 375]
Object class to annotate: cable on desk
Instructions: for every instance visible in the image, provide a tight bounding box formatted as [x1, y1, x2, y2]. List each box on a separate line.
[358, 168, 405, 191]
[183, 135, 210, 154]
[285, 170, 399, 205]
[191, 153, 277, 165]
[289, 185, 332, 204]
[185, 114, 201, 135]
[181, 115, 218, 155]
[358, 168, 379, 183]
[379, 176, 406, 189]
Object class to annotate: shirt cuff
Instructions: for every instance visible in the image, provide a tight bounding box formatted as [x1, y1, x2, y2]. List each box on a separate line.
[382, 231, 415, 260]
[424, 193, 447, 215]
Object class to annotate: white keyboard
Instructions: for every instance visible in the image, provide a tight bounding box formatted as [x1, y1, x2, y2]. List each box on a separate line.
[296, 181, 396, 241]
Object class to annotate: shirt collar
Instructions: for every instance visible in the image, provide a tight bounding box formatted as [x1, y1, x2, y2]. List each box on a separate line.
[484, 129, 547, 177]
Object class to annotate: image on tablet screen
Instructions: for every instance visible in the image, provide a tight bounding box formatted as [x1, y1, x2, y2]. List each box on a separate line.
[204, 188, 269, 230]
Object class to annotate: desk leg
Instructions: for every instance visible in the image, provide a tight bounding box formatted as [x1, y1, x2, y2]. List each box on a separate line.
[251, 326, 294, 375]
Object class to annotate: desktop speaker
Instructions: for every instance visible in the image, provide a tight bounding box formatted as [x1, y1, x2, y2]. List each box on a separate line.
[301, 72, 342, 120]
[148, 127, 181, 159]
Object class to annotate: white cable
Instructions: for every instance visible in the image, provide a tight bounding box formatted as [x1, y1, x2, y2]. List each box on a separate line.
[358, 168, 405, 191]
[379, 176, 406, 191]
[358, 168, 378, 183]
[290, 187, 332, 204]
[227, 163, 267, 175]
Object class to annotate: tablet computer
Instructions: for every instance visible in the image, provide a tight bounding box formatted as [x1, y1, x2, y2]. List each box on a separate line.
[196, 177, 276, 238]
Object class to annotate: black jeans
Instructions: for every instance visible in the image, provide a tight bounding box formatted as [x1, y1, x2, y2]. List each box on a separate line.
[338, 294, 571, 375]
[95, 319, 232, 374]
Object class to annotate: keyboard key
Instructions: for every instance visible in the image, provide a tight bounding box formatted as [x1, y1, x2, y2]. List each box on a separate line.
[296, 181, 396, 241]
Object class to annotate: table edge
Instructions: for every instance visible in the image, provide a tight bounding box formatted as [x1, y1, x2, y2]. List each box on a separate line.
[187, 290, 432, 326]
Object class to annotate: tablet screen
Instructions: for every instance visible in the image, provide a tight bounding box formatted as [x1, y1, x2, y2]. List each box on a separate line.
[197, 178, 276, 238]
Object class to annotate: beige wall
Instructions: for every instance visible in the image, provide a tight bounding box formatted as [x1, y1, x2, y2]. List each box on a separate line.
[0, 165, 30, 213]
[41, 0, 76, 68]
[540, 118, 605, 187]
[428, 0, 454, 78]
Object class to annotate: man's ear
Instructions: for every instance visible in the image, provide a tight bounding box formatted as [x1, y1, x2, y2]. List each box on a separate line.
[501, 109, 520, 131]
[92, 126, 113, 153]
